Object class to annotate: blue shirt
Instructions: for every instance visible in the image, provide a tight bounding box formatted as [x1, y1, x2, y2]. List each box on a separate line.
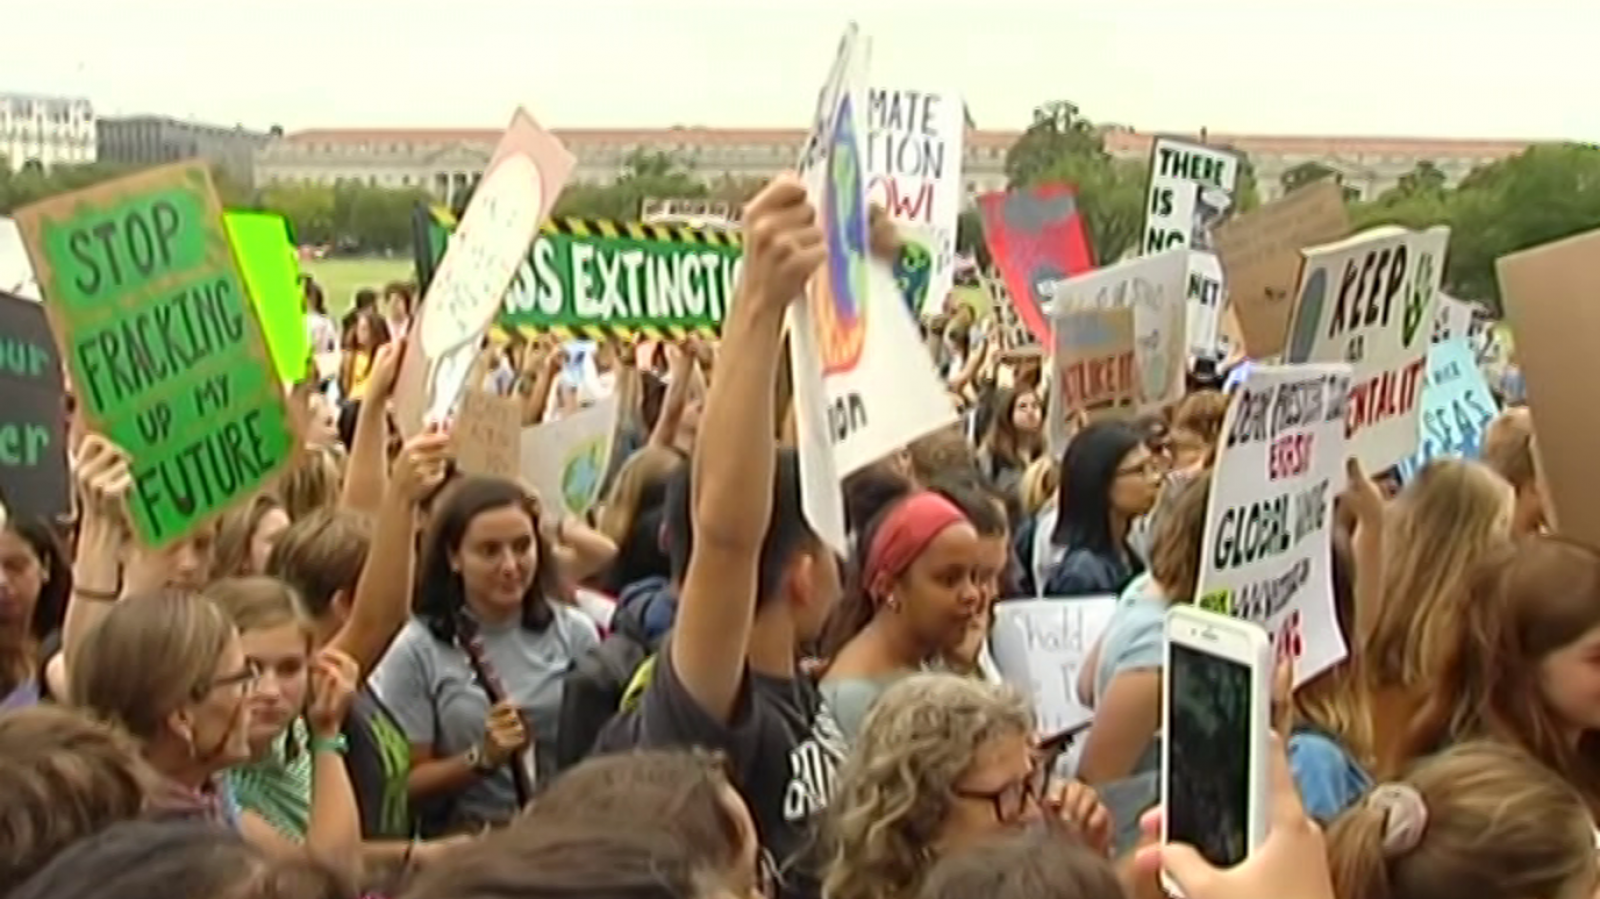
[1288, 729, 1371, 824]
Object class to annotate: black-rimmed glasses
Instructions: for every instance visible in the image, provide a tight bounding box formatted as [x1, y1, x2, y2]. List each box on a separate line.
[952, 738, 1070, 822]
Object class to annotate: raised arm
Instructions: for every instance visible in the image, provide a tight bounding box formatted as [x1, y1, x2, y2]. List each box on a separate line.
[671, 176, 824, 723]
[340, 342, 403, 515]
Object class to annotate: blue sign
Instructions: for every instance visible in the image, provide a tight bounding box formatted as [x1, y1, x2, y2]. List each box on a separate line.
[1396, 339, 1498, 482]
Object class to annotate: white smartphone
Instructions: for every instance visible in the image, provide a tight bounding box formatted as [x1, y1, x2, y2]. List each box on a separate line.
[1160, 605, 1273, 896]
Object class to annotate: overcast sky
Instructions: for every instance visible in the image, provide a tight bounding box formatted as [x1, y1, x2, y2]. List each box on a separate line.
[7, 0, 1596, 141]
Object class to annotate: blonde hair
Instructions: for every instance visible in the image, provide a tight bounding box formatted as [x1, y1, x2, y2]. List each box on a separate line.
[1481, 407, 1535, 491]
[204, 576, 314, 641]
[210, 493, 285, 581]
[1327, 741, 1596, 899]
[1149, 471, 1213, 604]
[1018, 456, 1059, 517]
[596, 447, 682, 546]
[1367, 459, 1513, 689]
[908, 427, 977, 485]
[67, 592, 238, 743]
[824, 674, 1033, 899]
[1171, 390, 1229, 446]
[279, 445, 345, 521]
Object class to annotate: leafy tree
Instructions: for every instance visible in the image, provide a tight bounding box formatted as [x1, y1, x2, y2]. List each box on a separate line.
[956, 207, 990, 268]
[553, 149, 710, 221]
[1004, 101, 1108, 189]
[259, 182, 337, 245]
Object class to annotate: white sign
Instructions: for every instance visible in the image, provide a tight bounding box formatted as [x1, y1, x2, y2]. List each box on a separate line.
[518, 393, 620, 519]
[1141, 137, 1240, 358]
[988, 596, 1118, 735]
[1431, 294, 1474, 346]
[1052, 248, 1189, 411]
[789, 25, 959, 553]
[1283, 226, 1447, 472]
[401, 108, 576, 429]
[1198, 364, 1351, 684]
[0, 217, 39, 301]
[866, 86, 964, 315]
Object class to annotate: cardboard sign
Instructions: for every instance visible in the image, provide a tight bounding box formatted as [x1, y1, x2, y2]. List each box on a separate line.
[0, 291, 70, 523]
[866, 87, 965, 315]
[451, 388, 523, 480]
[1056, 307, 1136, 415]
[1496, 229, 1600, 547]
[1051, 249, 1189, 412]
[398, 108, 575, 434]
[12, 163, 298, 547]
[989, 596, 1118, 734]
[1211, 182, 1350, 360]
[1140, 136, 1242, 357]
[1284, 226, 1447, 473]
[1198, 363, 1352, 683]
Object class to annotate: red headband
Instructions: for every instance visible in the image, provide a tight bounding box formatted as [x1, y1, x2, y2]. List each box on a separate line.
[863, 492, 968, 599]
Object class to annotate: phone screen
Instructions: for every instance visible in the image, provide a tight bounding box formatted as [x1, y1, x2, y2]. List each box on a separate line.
[1167, 642, 1253, 867]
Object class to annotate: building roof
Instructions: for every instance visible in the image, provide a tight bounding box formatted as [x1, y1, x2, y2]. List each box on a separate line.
[278, 125, 1539, 159]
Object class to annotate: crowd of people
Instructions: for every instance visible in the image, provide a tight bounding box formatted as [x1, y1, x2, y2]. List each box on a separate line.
[1, 172, 1595, 899]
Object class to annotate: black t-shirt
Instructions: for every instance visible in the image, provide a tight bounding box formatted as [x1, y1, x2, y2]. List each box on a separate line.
[597, 641, 845, 899]
[344, 688, 413, 839]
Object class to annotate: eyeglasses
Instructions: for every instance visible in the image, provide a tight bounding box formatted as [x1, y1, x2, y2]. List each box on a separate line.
[203, 660, 262, 696]
[1116, 458, 1165, 479]
[952, 740, 1069, 822]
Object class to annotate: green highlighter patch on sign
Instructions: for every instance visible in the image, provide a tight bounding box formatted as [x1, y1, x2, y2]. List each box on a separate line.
[14, 163, 297, 548]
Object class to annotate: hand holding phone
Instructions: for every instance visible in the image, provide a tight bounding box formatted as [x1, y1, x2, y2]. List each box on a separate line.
[1160, 606, 1274, 896]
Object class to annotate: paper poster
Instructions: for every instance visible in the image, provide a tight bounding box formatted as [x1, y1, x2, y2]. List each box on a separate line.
[0, 291, 70, 523]
[224, 211, 306, 384]
[12, 163, 298, 548]
[1197, 363, 1351, 685]
[1211, 182, 1350, 360]
[518, 393, 620, 519]
[978, 185, 1095, 345]
[424, 213, 743, 340]
[1140, 137, 1242, 358]
[1496, 228, 1600, 547]
[990, 284, 1041, 356]
[1051, 248, 1188, 412]
[988, 596, 1118, 734]
[1055, 307, 1136, 416]
[1283, 226, 1447, 473]
[866, 87, 964, 315]
[788, 24, 959, 553]
[398, 108, 575, 433]
[1394, 339, 1498, 482]
[452, 388, 523, 480]
[0, 217, 39, 301]
[1430, 294, 1474, 346]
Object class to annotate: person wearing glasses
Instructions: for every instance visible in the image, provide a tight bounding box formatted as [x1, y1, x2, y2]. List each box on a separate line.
[65, 590, 259, 828]
[823, 674, 1110, 899]
[1037, 421, 1164, 599]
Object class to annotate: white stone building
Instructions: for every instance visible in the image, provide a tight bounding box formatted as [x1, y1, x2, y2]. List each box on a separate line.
[0, 92, 96, 170]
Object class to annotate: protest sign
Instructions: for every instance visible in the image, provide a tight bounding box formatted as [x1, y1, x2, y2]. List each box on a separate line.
[978, 185, 1094, 346]
[224, 211, 306, 384]
[518, 394, 620, 519]
[1051, 248, 1188, 412]
[497, 219, 740, 339]
[0, 217, 39, 301]
[991, 288, 1040, 356]
[0, 291, 70, 523]
[452, 388, 523, 480]
[1394, 339, 1497, 482]
[1430, 294, 1474, 346]
[1198, 363, 1351, 684]
[1212, 182, 1350, 360]
[989, 596, 1118, 734]
[1283, 226, 1447, 473]
[788, 24, 959, 553]
[397, 108, 575, 435]
[1055, 307, 1136, 416]
[866, 87, 964, 315]
[12, 163, 297, 547]
[1140, 137, 1242, 358]
[1496, 229, 1600, 547]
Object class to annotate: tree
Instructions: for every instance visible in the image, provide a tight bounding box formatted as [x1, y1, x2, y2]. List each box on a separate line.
[259, 182, 337, 246]
[553, 149, 711, 221]
[956, 207, 991, 269]
[1004, 101, 1108, 189]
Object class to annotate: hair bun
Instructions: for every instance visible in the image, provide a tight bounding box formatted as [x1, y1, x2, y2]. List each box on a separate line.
[1368, 783, 1429, 857]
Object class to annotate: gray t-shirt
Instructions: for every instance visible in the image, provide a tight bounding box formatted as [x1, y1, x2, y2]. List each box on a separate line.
[820, 674, 905, 747]
[371, 606, 599, 825]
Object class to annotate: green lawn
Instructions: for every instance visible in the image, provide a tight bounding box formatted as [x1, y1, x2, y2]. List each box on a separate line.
[300, 257, 417, 318]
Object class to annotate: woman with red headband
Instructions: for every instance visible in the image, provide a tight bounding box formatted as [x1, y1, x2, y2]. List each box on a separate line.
[817, 492, 986, 745]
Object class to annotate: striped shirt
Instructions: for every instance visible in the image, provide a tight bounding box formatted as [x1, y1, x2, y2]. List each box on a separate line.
[227, 719, 312, 839]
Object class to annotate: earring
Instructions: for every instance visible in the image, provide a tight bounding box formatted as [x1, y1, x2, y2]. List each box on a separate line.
[886, 594, 901, 612]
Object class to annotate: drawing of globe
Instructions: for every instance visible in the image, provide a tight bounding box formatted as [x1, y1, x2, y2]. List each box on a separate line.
[561, 439, 606, 513]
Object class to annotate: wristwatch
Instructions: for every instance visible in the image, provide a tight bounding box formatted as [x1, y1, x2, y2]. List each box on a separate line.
[464, 744, 498, 775]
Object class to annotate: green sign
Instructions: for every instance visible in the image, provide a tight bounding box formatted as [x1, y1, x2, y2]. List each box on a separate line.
[14, 164, 297, 548]
[426, 214, 741, 339]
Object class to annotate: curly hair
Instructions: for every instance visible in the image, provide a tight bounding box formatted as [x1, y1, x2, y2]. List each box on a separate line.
[823, 674, 1033, 899]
